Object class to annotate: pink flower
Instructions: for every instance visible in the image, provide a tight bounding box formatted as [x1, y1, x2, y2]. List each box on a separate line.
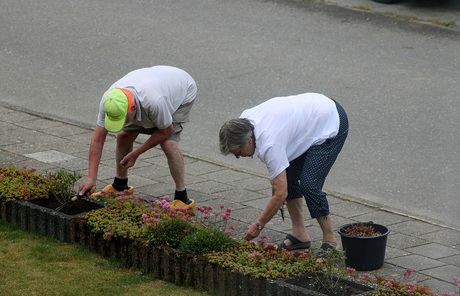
[345, 267, 356, 276]
[248, 251, 261, 258]
[183, 229, 188, 233]
[384, 281, 393, 287]
[162, 195, 170, 201]
[359, 273, 370, 280]
[405, 282, 415, 291]
[209, 233, 214, 237]
[403, 268, 413, 279]
[219, 203, 225, 209]
[104, 231, 113, 239]
[229, 225, 235, 230]
[222, 215, 229, 221]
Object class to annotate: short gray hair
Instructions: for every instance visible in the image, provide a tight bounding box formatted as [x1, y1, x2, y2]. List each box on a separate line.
[219, 118, 254, 155]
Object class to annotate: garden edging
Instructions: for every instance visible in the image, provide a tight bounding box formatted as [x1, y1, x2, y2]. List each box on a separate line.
[0, 199, 378, 296]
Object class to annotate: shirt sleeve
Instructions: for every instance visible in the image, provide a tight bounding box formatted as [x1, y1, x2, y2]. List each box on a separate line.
[96, 97, 106, 128]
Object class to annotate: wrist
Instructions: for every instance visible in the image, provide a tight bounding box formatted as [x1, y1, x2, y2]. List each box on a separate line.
[255, 221, 264, 230]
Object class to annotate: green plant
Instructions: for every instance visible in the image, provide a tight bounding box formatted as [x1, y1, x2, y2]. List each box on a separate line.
[148, 218, 198, 248]
[46, 168, 82, 205]
[346, 267, 439, 296]
[0, 165, 52, 200]
[313, 248, 346, 294]
[206, 241, 322, 279]
[0, 165, 81, 202]
[179, 226, 236, 255]
[84, 195, 189, 240]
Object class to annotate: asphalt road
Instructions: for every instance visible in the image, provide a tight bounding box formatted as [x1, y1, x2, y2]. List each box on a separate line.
[1, 0, 459, 229]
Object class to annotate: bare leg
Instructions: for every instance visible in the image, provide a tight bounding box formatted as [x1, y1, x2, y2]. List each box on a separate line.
[316, 215, 338, 247]
[115, 131, 139, 179]
[160, 139, 185, 191]
[284, 198, 311, 244]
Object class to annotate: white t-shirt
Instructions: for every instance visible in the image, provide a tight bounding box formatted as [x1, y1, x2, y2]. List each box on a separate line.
[97, 66, 197, 129]
[240, 93, 340, 180]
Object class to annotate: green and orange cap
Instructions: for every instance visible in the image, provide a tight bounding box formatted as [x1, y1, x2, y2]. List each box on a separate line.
[103, 88, 134, 132]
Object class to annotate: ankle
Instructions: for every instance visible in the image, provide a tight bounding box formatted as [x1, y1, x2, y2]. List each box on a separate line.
[174, 189, 190, 204]
[112, 177, 128, 191]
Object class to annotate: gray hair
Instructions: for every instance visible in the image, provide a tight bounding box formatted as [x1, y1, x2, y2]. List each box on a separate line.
[219, 118, 254, 155]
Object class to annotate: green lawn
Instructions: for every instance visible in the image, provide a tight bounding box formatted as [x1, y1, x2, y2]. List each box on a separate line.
[0, 221, 211, 296]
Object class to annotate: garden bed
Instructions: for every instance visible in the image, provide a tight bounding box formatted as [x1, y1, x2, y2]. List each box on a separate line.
[70, 218, 377, 296]
[0, 199, 378, 295]
[1, 197, 105, 243]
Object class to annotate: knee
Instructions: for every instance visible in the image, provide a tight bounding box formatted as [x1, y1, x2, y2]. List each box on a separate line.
[116, 132, 135, 144]
[161, 141, 181, 159]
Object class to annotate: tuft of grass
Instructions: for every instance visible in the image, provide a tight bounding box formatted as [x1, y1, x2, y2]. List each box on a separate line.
[0, 221, 210, 296]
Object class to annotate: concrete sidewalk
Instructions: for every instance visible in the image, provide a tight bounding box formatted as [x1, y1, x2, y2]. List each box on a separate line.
[0, 105, 459, 294]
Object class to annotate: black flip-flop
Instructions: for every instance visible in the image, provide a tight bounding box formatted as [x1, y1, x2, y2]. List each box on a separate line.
[316, 242, 339, 258]
[277, 234, 311, 250]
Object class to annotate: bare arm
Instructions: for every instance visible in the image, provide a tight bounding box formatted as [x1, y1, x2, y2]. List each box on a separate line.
[79, 125, 108, 195]
[243, 171, 288, 240]
[120, 124, 174, 168]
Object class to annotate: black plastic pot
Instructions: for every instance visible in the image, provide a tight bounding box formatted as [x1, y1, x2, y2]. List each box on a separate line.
[338, 222, 389, 271]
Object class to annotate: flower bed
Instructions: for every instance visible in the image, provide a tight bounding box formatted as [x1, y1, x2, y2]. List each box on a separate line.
[70, 217, 376, 296]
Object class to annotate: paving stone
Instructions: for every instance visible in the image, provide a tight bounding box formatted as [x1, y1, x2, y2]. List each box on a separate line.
[16, 118, 63, 130]
[406, 243, 460, 259]
[229, 176, 271, 191]
[187, 180, 235, 195]
[0, 121, 19, 134]
[352, 210, 411, 226]
[387, 232, 428, 249]
[211, 189, 266, 206]
[419, 264, 460, 288]
[126, 174, 159, 188]
[331, 199, 378, 219]
[439, 254, 460, 267]
[386, 254, 445, 271]
[129, 164, 174, 180]
[420, 277, 457, 295]
[24, 150, 77, 163]
[0, 149, 27, 165]
[44, 124, 91, 137]
[390, 220, 443, 237]
[420, 228, 460, 247]
[56, 158, 89, 171]
[1, 111, 39, 123]
[183, 161, 225, 175]
[200, 169, 254, 183]
[384, 246, 411, 260]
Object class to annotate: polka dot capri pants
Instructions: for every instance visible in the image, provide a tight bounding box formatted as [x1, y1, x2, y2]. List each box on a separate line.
[285, 100, 349, 219]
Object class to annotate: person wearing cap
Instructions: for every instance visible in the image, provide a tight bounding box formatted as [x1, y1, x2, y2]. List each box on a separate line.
[78, 65, 197, 212]
[219, 93, 348, 254]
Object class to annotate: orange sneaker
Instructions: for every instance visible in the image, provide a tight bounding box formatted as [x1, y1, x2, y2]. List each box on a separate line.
[91, 184, 134, 198]
[170, 199, 195, 214]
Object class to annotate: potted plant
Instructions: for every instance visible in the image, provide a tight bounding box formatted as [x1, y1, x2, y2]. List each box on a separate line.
[338, 221, 390, 271]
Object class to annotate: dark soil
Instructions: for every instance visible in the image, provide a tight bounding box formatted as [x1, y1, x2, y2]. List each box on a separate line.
[27, 197, 104, 215]
[285, 273, 376, 295]
[340, 223, 382, 237]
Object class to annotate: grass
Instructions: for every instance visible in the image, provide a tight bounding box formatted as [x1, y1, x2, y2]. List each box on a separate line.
[0, 221, 211, 296]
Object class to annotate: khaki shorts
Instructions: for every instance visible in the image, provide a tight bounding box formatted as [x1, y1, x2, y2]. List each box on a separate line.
[123, 100, 195, 142]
